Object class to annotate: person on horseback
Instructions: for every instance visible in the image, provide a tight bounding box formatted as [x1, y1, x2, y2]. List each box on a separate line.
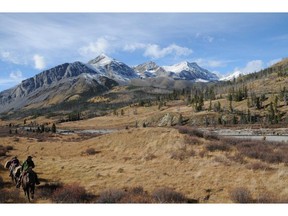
[16, 156, 40, 188]
[8, 156, 20, 177]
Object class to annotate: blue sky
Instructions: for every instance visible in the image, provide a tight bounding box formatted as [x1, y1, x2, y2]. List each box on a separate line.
[0, 13, 288, 91]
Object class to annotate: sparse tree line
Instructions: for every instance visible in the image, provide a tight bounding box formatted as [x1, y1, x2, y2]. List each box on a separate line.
[7, 121, 57, 134]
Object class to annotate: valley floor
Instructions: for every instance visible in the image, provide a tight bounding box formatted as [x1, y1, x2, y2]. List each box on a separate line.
[1, 124, 288, 203]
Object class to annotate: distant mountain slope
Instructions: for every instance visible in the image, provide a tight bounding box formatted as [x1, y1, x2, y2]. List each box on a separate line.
[0, 61, 118, 113]
[88, 54, 139, 82]
[134, 60, 219, 82]
[133, 61, 166, 78]
[163, 61, 219, 81]
[0, 54, 220, 114]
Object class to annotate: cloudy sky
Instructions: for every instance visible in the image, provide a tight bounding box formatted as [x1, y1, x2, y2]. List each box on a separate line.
[0, 12, 288, 91]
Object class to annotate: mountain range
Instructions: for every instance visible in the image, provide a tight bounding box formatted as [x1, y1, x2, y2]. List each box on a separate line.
[0, 54, 221, 113]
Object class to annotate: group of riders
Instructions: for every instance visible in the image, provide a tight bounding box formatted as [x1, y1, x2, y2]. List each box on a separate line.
[6, 155, 40, 188]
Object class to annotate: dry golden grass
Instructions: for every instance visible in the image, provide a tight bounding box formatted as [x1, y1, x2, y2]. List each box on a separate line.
[1, 125, 288, 203]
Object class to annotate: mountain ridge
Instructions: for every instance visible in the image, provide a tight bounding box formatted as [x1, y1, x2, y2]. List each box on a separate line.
[0, 53, 219, 113]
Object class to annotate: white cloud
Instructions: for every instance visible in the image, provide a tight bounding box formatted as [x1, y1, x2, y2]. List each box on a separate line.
[79, 37, 112, 57]
[33, 54, 46, 70]
[194, 58, 227, 68]
[123, 43, 147, 52]
[9, 70, 24, 80]
[233, 60, 264, 75]
[124, 43, 192, 59]
[144, 44, 192, 59]
[0, 50, 22, 64]
[195, 33, 214, 43]
[0, 70, 25, 89]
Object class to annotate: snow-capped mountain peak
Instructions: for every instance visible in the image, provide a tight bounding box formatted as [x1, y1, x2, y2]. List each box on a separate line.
[220, 70, 243, 81]
[88, 54, 139, 82]
[88, 53, 114, 66]
[162, 61, 219, 81]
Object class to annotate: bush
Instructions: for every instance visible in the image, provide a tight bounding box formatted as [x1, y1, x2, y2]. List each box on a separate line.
[170, 149, 195, 161]
[5, 145, 14, 151]
[185, 136, 201, 145]
[85, 148, 100, 155]
[221, 137, 241, 146]
[152, 187, 188, 203]
[0, 188, 26, 203]
[236, 140, 288, 164]
[97, 189, 126, 203]
[230, 187, 253, 203]
[177, 126, 204, 138]
[204, 133, 219, 141]
[37, 182, 63, 199]
[206, 142, 230, 152]
[0, 145, 14, 157]
[85, 148, 97, 155]
[51, 183, 90, 203]
[0, 145, 7, 156]
[119, 187, 153, 203]
[256, 191, 278, 203]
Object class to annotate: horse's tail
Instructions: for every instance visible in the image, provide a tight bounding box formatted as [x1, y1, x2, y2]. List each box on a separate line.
[5, 160, 11, 169]
[14, 166, 22, 178]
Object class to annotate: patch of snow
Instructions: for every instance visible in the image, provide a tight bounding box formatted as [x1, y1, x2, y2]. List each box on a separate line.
[220, 70, 242, 81]
[195, 78, 209, 83]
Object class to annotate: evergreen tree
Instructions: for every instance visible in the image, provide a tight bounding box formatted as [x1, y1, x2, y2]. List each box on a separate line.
[232, 115, 238, 124]
[51, 123, 56, 133]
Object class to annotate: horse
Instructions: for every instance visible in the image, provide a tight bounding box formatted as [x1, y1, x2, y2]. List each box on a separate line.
[5, 160, 21, 183]
[11, 165, 22, 184]
[21, 168, 37, 202]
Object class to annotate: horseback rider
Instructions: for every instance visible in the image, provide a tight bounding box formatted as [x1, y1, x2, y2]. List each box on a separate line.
[8, 156, 20, 177]
[16, 156, 40, 188]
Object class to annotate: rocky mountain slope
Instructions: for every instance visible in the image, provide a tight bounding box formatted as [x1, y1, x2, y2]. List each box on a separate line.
[0, 61, 118, 113]
[0, 53, 219, 114]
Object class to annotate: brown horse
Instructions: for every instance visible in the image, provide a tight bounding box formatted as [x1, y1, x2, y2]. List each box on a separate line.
[21, 168, 36, 202]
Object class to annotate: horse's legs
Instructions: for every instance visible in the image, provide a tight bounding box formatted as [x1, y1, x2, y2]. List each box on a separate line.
[30, 186, 34, 200]
[26, 187, 30, 202]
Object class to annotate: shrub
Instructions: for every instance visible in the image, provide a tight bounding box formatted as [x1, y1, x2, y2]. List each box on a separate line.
[119, 187, 153, 203]
[0, 149, 7, 157]
[37, 182, 63, 199]
[5, 145, 14, 151]
[185, 136, 201, 145]
[0, 188, 26, 203]
[177, 126, 204, 138]
[226, 153, 246, 164]
[236, 140, 288, 164]
[221, 137, 241, 146]
[206, 142, 230, 152]
[256, 191, 278, 203]
[85, 148, 97, 155]
[152, 187, 188, 203]
[170, 148, 195, 161]
[97, 189, 126, 203]
[204, 133, 219, 141]
[230, 187, 253, 203]
[51, 183, 89, 203]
